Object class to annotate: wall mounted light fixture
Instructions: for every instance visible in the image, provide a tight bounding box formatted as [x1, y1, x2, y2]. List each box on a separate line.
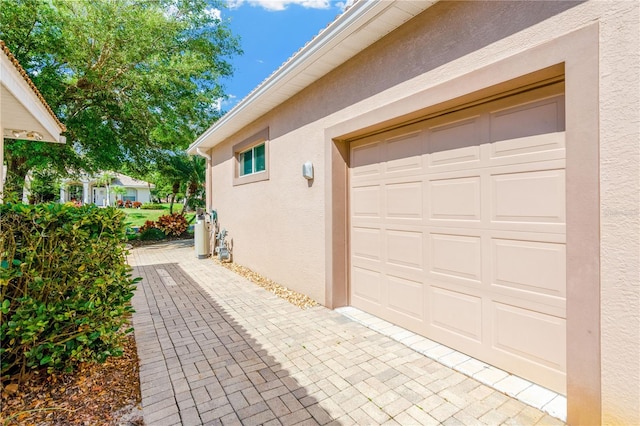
[7, 129, 43, 141]
[26, 131, 43, 141]
[302, 161, 314, 180]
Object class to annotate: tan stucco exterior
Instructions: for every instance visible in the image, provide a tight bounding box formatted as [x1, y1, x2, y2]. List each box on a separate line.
[202, 2, 639, 423]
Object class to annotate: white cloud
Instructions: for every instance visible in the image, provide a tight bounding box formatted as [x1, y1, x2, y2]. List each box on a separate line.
[335, 0, 356, 12]
[220, 94, 238, 111]
[204, 7, 222, 20]
[228, 0, 331, 11]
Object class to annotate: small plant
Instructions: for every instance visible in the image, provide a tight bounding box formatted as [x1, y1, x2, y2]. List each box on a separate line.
[139, 227, 166, 241]
[132, 201, 142, 209]
[140, 203, 164, 210]
[137, 220, 158, 234]
[156, 213, 188, 236]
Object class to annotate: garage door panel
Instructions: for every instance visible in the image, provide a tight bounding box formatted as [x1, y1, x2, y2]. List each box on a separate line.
[386, 229, 423, 270]
[491, 238, 566, 299]
[428, 117, 482, 169]
[385, 181, 423, 219]
[429, 233, 482, 283]
[490, 95, 565, 143]
[429, 176, 481, 221]
[385, 130, 424, 174]
[490, 168, 565, 228]
[352, 141, 382, 175]
[387, 275, 424, 321]
[430, 286, 483, 342]
[490, 132, 565, 165]
[492, 302, 566, 371]
[352, 227, 382, 261]
[352, 185, 381, 218]
[351, 266, 383, 305]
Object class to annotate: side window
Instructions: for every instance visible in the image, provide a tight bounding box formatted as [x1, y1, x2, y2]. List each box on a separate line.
[233, 128, 269, 185]
[239, 143, 266, 176]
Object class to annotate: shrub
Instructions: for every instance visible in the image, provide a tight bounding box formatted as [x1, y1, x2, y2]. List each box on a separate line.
[0, 203, 139, 381]
[137, 220, 157, 235]
[139, 227, 166, 241]
[132, 201, 142, 209]
[156, 213, 188, 236]
[140, 203, 164, 210]
[116, 199, 124, 208]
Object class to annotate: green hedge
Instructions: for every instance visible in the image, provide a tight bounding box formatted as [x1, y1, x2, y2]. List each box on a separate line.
[140, 203, 165, 210]
[0, 203, 139, 381]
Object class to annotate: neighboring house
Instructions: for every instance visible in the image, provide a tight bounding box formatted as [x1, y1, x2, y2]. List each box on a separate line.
[1, 40, 66, 197]
[188, 2, 639, 424]
[60, 173, 154, 206]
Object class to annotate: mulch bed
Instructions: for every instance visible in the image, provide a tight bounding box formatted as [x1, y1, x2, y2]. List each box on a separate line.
[0, 333, 142, 425]
[214, 258, 318, 309]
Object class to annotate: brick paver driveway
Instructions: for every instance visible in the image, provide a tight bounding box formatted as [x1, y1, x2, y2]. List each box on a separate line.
[130, 240, 564, 425]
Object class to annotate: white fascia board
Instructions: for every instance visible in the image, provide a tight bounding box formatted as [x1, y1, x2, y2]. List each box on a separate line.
[188, 1, 436, 154]
[0, 52, 65, 143]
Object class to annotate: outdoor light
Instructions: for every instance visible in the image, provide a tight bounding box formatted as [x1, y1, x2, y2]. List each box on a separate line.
[26, 131, 43, 141]
[302, 161, 313, 180]
[7, 130, 43, 140]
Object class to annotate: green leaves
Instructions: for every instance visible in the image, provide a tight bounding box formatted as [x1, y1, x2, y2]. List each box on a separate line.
[0, 202, 137, 379]
[1, 300, 10, 315]
[0, 0, 241, 198]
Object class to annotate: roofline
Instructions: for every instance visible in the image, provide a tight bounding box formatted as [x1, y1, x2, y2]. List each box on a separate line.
[188, 1, 436, 154]
[0, 40, 66, 133]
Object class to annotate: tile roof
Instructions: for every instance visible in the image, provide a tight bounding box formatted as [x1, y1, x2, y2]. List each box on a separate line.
[113, 173, 154, 188]
[0, 40, 66, 132]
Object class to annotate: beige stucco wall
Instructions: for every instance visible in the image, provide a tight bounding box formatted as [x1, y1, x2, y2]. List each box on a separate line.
[209, 1, 639, 422]
[596, 2, 639, 424]
[210, 117, 327, 303]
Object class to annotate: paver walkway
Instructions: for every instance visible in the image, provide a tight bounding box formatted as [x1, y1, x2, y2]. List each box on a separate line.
[130, 241, 564, 425]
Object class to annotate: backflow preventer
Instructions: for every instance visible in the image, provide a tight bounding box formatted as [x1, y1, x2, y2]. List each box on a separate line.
[215, 228, 231, 262]
[209, 210, 231, 262]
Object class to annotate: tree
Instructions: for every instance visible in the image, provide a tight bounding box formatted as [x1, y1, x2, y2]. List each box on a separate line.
[112, 186, 127, 204]
[154, 152, 205, 214]
[28, 167, 61, 204]
[1, 0, 240, 200]
[95, 171, 115, 207]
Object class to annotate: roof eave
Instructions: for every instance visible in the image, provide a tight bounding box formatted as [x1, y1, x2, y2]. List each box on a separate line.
[0, 40, 66, 143]
[188, 1, 438, 155]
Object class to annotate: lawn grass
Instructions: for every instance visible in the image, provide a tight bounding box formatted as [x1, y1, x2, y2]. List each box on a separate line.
[122, 204, 196, 227]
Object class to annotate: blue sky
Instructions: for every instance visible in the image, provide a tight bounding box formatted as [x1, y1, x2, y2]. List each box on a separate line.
[218, 0, 353, 110]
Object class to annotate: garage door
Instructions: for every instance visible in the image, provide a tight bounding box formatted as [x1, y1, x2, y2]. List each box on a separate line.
[349, 83, 566, 393]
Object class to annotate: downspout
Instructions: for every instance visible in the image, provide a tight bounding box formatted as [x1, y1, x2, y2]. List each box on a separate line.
[195, 148, 212, 211]
[195, 147, 211, 161]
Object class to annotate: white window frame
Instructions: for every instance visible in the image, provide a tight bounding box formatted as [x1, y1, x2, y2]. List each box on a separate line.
[238, 143, 266, 177]
[233, 128, 269, 186]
